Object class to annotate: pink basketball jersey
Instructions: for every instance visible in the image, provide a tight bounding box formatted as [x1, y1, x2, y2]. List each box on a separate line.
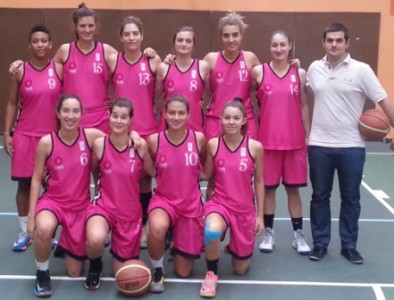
[256, 64, 305, 150]
[212, 135, 255, 213]
[42, 128, 92, 211]
[208, 51, 254, 119]
[161, 59, 204, 131]
[112, 53, 158, 135]
[94, 136, 143, 220]
[153, 130, 203, 217]
[16, 60, 62, 136]
[63, 42, 109, 128]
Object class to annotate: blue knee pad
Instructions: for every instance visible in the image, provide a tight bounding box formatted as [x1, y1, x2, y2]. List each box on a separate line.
[204, 222, 221, 246]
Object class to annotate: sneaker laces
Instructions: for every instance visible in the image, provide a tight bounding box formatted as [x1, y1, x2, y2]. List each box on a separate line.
[295, 231, 307, 247]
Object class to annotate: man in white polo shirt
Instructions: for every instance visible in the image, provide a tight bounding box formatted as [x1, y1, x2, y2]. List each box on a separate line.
[306, 22, 394, 264]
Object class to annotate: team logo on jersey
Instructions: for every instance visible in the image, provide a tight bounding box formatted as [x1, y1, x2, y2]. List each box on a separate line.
[240, 61, 246, 69]
[216, 158, 225, 172]
[166, 80, 175, 91]
[103, 160, 112, 174]
[129, 148, 135, 158]
[141, 63, 146, 72]
[116, 73, 124, 85]
[48, 68, 54, 77]
[157, 154, 168, 168]
[216, 72, 224, 83]
[290, 74, 296, 82]
[95, 53, 101, 61]
[191, 70, 197, 79]
[68, 62, 77, 74]
[240, 147, 246, 157]
[24, 79, 33, 91]
[79, 141, 86, 151]
[54, 156, 64, 170]
[263, 84, 273, 96]
[187, 143, 193, 152]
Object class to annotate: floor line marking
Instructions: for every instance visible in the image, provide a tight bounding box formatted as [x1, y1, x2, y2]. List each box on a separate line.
[1, 275, 394, 289]
[373, 285, 386, 300]
[362, 180, 394, 215]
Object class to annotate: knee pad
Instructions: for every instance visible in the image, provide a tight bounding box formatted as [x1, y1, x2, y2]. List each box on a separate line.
[204, 222, 221, 246]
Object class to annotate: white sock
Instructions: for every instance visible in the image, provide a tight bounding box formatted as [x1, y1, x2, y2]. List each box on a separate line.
[35, 260, 49, 271]
[19, 216, 28, 233]
[149, 256, 164, 269]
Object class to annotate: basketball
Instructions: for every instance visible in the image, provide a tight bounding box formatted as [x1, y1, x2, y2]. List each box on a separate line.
[358, 109, 390, 141]
[115, 259, 151, 297]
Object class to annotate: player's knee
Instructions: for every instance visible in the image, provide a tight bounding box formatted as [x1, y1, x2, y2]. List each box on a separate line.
[204, 222, 222, 247]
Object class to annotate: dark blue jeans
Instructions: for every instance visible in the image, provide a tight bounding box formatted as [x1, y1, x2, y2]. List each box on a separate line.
[308, 146, 366, 250]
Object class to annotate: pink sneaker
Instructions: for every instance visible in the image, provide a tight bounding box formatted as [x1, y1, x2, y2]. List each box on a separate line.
[200, 271, 218, 298]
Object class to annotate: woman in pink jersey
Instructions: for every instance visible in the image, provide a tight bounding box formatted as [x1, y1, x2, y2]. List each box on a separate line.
[156, 26, 210, 132]
[252, 31, 311, 255]
[200, 99, 264, 298]
[108, 16, 162, 248]
[84, 99, 155, 290]
[27, 94, 105, 297]
[3, 25, 62, 252]
[146, 95, 206, 293]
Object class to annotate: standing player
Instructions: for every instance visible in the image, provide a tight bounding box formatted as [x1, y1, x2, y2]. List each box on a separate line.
[27, 94, 104, 297]
[156, 26, 210, 132]
[200, 99, 264, 298]
[203, 12, 260, 141]
[3, 25, 62, 252]
[252, 31, 311, 255]
[85, 99, 155, 290]
[147, 95, 206, 293]
[108, 16, 161, 248]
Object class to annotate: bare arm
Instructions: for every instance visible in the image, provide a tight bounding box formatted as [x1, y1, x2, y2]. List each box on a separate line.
[298, 68, 311, 143]
[137, 139, 155, 177]
[378, 98, 394, 151]
[154, 62, 168, 121]
[91, 137, 105, 171]
[53, 43, 70, 64]
[200, 138, 217, 182]
[251, 140, 265, 236]
[199, 60, 211, 112]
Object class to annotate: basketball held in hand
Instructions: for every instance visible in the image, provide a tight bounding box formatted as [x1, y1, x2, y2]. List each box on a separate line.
[115, 259, 152, 297]
[358, 109, 390, 141]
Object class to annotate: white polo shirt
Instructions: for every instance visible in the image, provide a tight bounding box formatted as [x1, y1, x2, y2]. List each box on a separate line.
[307, 54, 387, 148]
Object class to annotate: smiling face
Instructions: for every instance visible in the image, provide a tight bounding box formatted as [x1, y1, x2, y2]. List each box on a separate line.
[174, 30, 194, 57]
[109, 105, 132, 134]
[57, 97, 82, 131]
[221, 25, 243, 52]
[221, 105, 246, 135]
[165, 99, 190, 131]
[270, 32, 292, 62]
[29, 31, 52, 59]
[75, 16, 97, 42]
[120, 23, 143, 52]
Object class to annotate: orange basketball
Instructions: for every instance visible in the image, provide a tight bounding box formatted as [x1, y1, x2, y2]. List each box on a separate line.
[358, 109, 390, 141]
[115, 259, 151, 297]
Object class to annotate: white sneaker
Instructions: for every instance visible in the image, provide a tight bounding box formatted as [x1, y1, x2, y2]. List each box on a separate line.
[292, 229, 311, 255]
[259, 228, 275, 253]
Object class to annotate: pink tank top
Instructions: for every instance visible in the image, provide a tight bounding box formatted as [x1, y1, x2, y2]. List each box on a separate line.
[161, 59, 204, 131]
[212, 135, 255, 213]
[208, 51, 254, 119]
[153, 130, 203, 217]
[94, 136, 143, 220]
[256, 63, 305, 149]
[63, 42, 109, 128]
[42, 128, 91, 211]
[16, 60, 62, 136]
[112, 53, 158, 135]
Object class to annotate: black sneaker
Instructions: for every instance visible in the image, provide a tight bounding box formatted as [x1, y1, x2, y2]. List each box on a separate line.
[84, 265, 103, 290]
[308, 246, 327, 261]
[33, 270, 52, 297]
[149, 267, 164, 293]
[341, 249, 364, 264]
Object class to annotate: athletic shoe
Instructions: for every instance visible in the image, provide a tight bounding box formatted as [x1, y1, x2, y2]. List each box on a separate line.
[200, 271, 218, 298]
[308, 246, 327, 261]
[149, 267, 164, 293]
[292, 230, 311, 255]
[51, 238, 58, 251]
[259, 228, 275, 253]
[84, 264, 103, 290]
[341, 248, 364, 264]
[140, 226, 147, 249]
[12, 230, 32, 252]
[33, 270, 52, 297]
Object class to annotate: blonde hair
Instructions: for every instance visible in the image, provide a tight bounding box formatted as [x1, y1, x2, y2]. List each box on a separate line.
[218, 11, 249, 35]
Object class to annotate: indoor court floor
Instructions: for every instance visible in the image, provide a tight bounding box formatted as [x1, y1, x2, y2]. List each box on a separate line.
[1, 140, 394, 300]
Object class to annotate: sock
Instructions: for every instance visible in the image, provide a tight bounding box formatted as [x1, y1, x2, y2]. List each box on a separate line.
[206, 258, 219, 275]
[19, 216, 28, 233]
[36, 259, 49, 271]
[89, 257, 103, 271]
[263, 214, 275, 229]
[140, 192, 152, 225]
[149, 256, 164, 269]
[291, 217, 303, 231]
